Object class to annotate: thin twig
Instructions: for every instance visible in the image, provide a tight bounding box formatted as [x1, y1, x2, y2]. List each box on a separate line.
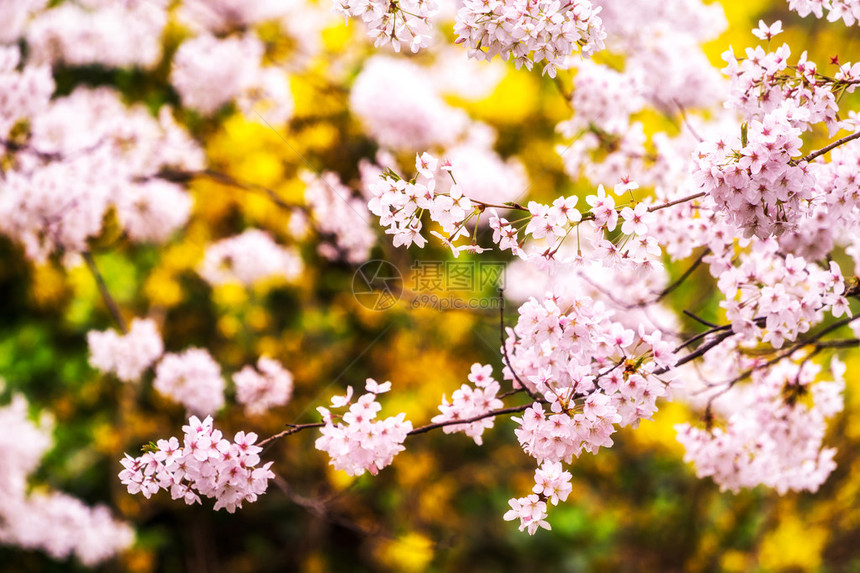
[798, 131, 860, 163]
[647, 191, 708, 213]
[499, 288, 542, 402]
[683, 310, 720, 329]
[717, 314, 860, 388]
[258, 404, 533, 447]
[407, 404, 533, 436]
[673, 99, 704, 143]
[82, 250, 127, 334]
[657, 329, 736, 376]
[258, 422, 325, 448]
[650, 248, 710, 304]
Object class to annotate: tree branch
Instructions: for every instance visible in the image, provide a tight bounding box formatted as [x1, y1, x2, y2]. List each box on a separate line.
[407, 403, 533, 436]
[798, 131, 860, 163]
[649, 248, 710, 304]
[647, 191, 707, 213]
[499, 288, 543, 403]
[82, 250, 127, 334]
[258, 422, 325, 449]
[259, 404, 534, 448]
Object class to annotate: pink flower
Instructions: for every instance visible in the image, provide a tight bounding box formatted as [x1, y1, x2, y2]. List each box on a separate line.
[752, 20, 783, 41]
[620, 203, 650, 236]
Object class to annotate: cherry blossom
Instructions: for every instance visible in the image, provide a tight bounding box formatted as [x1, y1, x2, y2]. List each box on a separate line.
[752, 20, 784, 41]
[787, 0, 860, 26]
[333, 0, 438, 53]
[503, 494, 551, 535]
[1, 396, 133, 565]
[454, 0, 606, 76]
[154, 349, 226, 416]
[431, 363, 505, 445]
[119, 416, 275, 513]
[88, 318, 164, 383]
[233, 357, 295, 416]
[315, 380, 413, 476]
[199, 229, 304, 287]
[171, 34, 293, 124]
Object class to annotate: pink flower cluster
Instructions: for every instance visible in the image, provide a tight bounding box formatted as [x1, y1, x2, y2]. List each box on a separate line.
[368, 153, 474, 252]
[0, 0, 45, 43]
[178, 0, 289, 33]
[25, 0, 168, 69]
[373, 153, 665, 268]
[513, 395, 621, 463]
[119, 416, 275, 513]
[592, 0, 727, 111]
[199, 229, 303, 287]
[454, 0, 606, 77]
[787, 0, 860, 26]
[333, 0, 437, 52]
[431, 364, 504, 445]
[349, 57, 469, 151]
[503, 494, 551, 535]
[0, 396, 133, 565]
[0, 86, 202, 261]
[154, 349, 225, 416]
[692, 106, 813, 238]
[716, 240, 848, 348]
[233, 357, 295, 416]
[303, 171, 376, 264]
[721, 42, 845, 133]
[503, 461, 572, 534]
[88, 318, 164, 383]
[504, 291, 674, 435]
[171, 34, 293, 123]
[315, 380, 412, 476]
[558, 61, 644, 137]
[441, 142, 528, 207]
[785, 138, 860, 261]
[0, 46, 53, 139]
[677, 358, 845, 494]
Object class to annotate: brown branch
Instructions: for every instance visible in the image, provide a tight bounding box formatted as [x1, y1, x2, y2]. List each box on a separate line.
[649, 248, 710, 304]
[717, 314, 860, 389]
[258, 404, 534, 448]
[152, 168, 305, 211]
[82, 250, 127, 334]
[499, 288, 543, 403]
[798, 131, 860, 163]
[682, 310, 720, 329]
[673, 322, 734, 354]
[656, 329, 736, 376]
[258, 422, 325, 448]
[407, 403, 533, 436]
[647, 191, 708, 213]
[673, 99, 704, 143]
[271, 474, 382, 538]
[813, 338, 860, 349]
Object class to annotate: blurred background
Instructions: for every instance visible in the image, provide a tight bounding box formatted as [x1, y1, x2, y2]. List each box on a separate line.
[2, 0, 860, 571]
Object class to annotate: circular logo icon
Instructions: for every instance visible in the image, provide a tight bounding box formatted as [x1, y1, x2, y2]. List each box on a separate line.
[352, 260, 402, 311]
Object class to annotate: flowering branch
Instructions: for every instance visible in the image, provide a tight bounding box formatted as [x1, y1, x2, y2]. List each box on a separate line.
[407, 403, 533, 436]
[499, 288, 543, 403]
[258, 404, 534, 448]
[156, 168, 304, 211]
[718, 314, 860, 389]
